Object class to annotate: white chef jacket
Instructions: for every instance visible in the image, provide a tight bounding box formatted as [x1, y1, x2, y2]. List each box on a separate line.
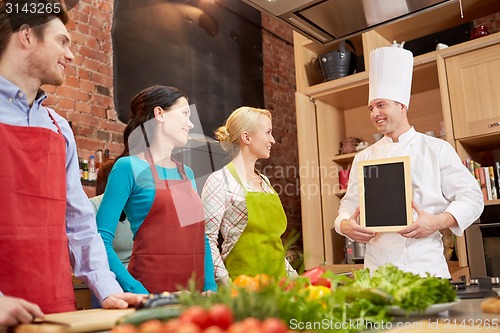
[334, 127, 484, 278]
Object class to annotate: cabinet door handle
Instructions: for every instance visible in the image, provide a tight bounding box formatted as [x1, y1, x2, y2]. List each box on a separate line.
[488, 121, 500, 128]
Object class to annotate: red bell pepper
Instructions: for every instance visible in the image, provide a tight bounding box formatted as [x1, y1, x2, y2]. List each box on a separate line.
[301, 267, 331, 288]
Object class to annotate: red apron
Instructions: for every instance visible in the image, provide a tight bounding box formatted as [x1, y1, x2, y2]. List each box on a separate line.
[127, 152, 205, 293]
[0, 112, 76, 313]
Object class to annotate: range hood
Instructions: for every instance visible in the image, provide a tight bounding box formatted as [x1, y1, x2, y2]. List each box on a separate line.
[241, 0, 460, 44]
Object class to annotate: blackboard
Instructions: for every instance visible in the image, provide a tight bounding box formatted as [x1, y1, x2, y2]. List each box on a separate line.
[359, 156, 412, 232]
[112, 0, 264, 139]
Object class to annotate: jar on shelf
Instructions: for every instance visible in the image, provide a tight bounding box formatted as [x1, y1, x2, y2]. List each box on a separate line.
[470, 25, 489, 40]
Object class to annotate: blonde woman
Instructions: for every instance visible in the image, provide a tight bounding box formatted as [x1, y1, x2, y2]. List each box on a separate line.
[202, 107, 297, 286]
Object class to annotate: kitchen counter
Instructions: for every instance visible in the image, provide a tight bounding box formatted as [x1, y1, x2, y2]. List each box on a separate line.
[3, 298, 498, 333]
[387, 298, 499, 332]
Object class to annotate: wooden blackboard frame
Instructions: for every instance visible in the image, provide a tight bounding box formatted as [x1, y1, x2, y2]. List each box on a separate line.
[359, 156, 413, 232]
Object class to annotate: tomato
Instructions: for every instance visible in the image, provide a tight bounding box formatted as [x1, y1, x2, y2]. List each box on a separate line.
[164, 319, 183, 333]
[227, 321, 246, 333]
[238, 317, 261, 333]
[138, 319, 164, 333]
[261, 318, 288, 333]
[111, 324, 137, 333]
[180, 306, 212, 329]
[174, 322, 202, 333]
[203, 326, 226, 333]
[208, 304, 233, 330]
[233, 275, 259, 291]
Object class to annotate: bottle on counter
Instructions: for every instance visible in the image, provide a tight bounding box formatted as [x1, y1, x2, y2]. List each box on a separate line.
[95, 149, 103, 172]
[88, 155, 96, 181]
[78, 157, 83, 180]
[104, 148, 110, 162]
[82, 159, 89, 181]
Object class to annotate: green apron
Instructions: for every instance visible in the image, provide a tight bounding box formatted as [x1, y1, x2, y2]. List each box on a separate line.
[225, 163, 288, 279]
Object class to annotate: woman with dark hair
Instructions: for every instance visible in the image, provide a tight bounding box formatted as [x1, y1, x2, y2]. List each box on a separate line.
[96, 85, 217, 294]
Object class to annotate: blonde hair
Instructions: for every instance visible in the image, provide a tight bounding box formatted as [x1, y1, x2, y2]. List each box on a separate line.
[215, 106, 272, 156]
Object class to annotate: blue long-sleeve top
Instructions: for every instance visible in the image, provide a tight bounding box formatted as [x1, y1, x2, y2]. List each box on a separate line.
[96, 156, 217, 293]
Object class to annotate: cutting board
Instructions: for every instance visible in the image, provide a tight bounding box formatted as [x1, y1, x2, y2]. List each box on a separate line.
[11, 308, 135, 333]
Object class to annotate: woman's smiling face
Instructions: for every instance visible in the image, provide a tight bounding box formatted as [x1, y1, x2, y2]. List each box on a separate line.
[159, 97, 194, 147]
[247, 115, 275, 160]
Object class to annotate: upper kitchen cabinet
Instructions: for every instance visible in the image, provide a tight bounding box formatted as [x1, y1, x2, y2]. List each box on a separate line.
[445, 40, 500, 142]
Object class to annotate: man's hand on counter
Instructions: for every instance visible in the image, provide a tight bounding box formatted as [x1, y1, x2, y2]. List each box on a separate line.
[0, 295, 44, 327]
[102, 292, 146, 309]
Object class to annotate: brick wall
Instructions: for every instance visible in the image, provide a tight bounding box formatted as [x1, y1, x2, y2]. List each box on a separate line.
[44, 0, 124, 165]
[473, 12, 500, 34]
[259, 13, 302, 238]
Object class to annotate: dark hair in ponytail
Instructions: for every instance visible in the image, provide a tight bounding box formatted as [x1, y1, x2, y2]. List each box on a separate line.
[116, 85, 186, 160]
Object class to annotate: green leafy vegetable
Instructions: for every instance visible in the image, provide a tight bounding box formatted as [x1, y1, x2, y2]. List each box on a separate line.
[352, 264, 457, 312]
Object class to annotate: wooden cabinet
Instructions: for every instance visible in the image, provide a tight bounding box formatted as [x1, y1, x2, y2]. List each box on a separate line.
[294, 15, 500, 271]
[446, 43, 500, 140]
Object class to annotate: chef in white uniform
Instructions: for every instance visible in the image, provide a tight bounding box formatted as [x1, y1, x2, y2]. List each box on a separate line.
[334, 46, 484, 278]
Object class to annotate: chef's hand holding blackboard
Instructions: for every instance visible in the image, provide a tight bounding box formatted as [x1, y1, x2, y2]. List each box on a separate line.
[0, 296, 44, 326]
[339, 207, 377, 243]
[399, 202, 458, 239]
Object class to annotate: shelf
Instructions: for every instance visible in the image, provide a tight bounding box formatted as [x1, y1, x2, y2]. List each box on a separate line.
[303, 34, 500, 107]
[485, 199, 500, 206]
[331, 152, 356, 164]
[458, 132, 500, 151]
[305, 71, 369, 109]
[304, 51, 440, 109]
[302, 34, 364, 58]
[334, 189, 347, 198]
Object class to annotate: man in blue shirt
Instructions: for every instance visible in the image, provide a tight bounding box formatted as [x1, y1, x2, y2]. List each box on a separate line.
[0, 0, 143, 326]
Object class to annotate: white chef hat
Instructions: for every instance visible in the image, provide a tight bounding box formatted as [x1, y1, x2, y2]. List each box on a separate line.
[368, 46, 414, 107]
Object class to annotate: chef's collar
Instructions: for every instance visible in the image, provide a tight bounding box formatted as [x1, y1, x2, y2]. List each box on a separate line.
[380, 127, 416, 143]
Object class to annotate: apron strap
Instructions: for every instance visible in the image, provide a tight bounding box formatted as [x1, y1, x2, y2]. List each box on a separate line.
[144, 149, 163, 185]
[227, 162, 275, 195]
[226, 162, 247, 194]
[46, 108, 64, 138]
[144, 150, 189, 184]
[171, 158, 189, 180]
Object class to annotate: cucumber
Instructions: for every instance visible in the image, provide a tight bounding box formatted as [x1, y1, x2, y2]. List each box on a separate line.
[116, 305, 183, 326]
